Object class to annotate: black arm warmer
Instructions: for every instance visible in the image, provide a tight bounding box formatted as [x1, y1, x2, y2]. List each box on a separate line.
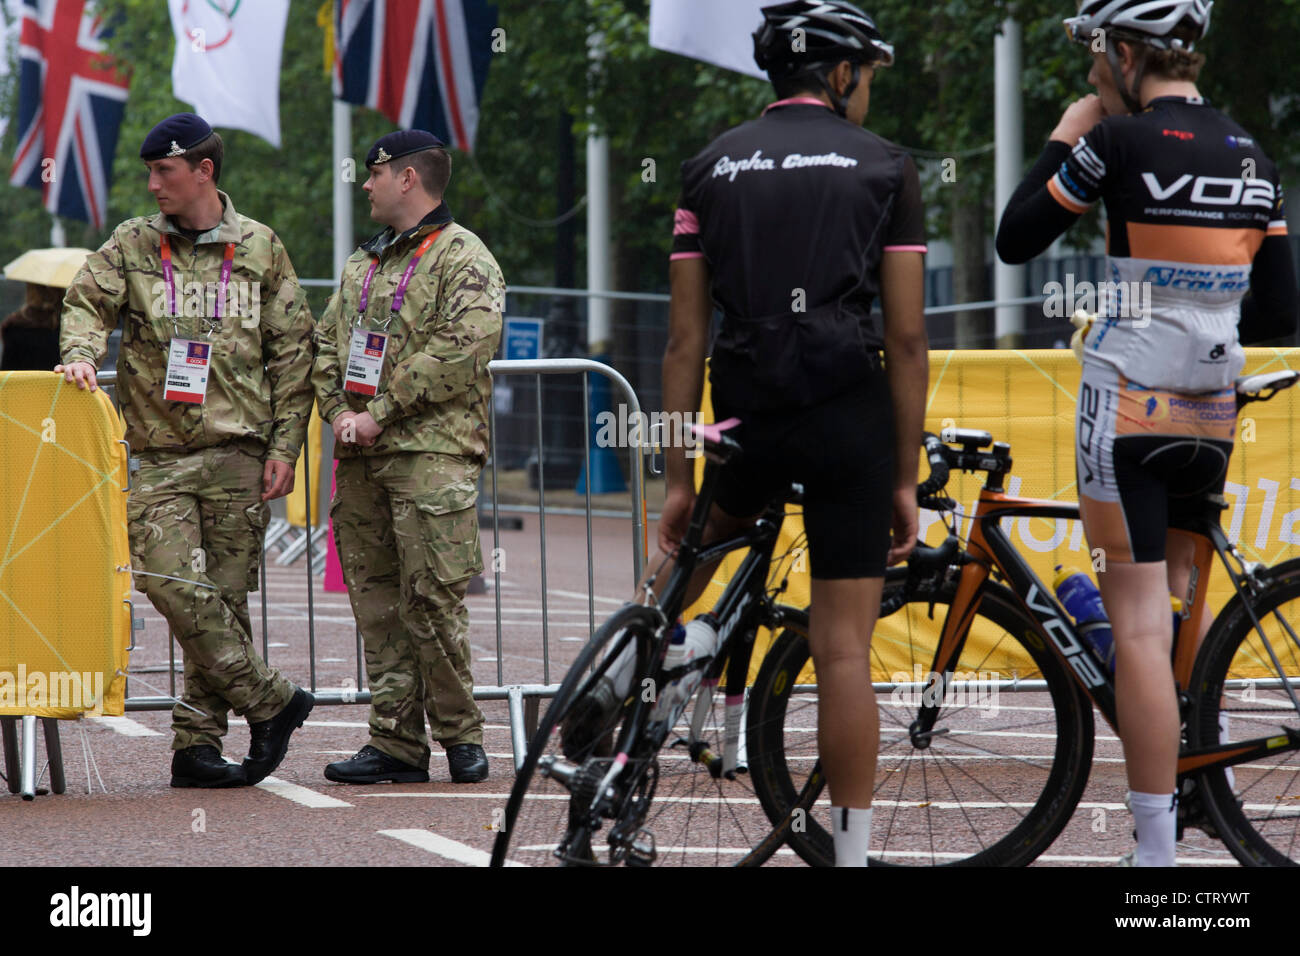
[1239, 234, 1299, 345]
[995, 141, 1081, 265]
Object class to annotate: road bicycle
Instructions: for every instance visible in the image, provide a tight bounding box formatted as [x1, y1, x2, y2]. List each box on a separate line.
[750, 368, 1300, 866]
[490, 416, 848, 866]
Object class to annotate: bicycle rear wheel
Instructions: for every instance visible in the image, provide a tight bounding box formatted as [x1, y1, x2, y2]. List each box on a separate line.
[747, 580, 1093, 866]
[1189, 558, 1300, 866]
[490, 603, 785, 867]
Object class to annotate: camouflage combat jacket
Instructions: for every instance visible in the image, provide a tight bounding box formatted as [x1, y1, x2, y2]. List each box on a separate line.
[59, 191, 314, 464]
[313, 203, 503, 461]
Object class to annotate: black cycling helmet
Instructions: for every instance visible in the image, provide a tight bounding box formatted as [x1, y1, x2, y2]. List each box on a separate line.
[753, 1, 895, 118]
[1063, 0, 1212, 114]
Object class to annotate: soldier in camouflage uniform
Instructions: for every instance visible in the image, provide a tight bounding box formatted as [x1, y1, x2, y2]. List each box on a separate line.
[314, 130, 502, 784]
[57, 113, 315, 788]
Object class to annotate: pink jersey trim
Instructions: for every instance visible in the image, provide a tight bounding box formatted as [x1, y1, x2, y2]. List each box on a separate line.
[883, 244, 928, 253]
[670, 252, 706, 261]
[763, 96, 829, 114]
[674, 207, 701, 235]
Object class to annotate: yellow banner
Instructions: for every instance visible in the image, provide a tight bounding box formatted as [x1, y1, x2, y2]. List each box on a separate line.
[286, 402, 324, 527]
[688, 349, 1300, 682]
[0, 372, 131, 717]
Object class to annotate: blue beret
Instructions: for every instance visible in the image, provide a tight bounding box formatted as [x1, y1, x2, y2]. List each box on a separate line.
[365, 130, 446, 167]
[140, 113, 214, 161]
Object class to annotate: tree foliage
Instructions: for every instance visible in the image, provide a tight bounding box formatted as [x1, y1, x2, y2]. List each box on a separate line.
[0, 0, 1297, 309]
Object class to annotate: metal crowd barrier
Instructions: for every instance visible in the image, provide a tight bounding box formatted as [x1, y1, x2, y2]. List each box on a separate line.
[98, 359, 647, 770]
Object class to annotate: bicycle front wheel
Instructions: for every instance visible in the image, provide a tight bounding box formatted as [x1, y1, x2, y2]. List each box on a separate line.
[747, 580, 1093, 866]
[1189, 558, 1300, 866]
[490, 603, 785, 867]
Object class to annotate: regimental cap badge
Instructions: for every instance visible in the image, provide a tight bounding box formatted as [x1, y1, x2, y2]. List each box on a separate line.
[167, 140, 186, 157]
[365, 130, 446, 168]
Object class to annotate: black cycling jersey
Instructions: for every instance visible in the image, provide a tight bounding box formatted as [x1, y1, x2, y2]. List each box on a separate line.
[997, 95, 1297, 384]
[673, 97, 925, 411]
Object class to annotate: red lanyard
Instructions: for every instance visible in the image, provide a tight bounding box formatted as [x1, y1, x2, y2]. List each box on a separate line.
[357, 226, 444, 322]
[160, 234, 237, 321]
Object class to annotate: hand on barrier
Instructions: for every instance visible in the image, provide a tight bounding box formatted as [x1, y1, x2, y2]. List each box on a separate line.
[262, 459, 295, 501]
[53, 361, 98, 392]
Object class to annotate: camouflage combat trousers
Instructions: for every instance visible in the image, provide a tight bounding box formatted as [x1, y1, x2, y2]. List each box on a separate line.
[128, 442, 295, 751]
[331, 452, 484, 768]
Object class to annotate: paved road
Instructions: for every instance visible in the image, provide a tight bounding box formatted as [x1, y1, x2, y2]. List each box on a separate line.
[0, 511, 1245, 867]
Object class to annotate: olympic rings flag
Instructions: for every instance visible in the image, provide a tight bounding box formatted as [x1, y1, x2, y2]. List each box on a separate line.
[168, 0, 291, 148]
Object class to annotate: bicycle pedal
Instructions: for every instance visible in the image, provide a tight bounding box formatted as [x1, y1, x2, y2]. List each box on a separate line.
[625, 829, 657, 867]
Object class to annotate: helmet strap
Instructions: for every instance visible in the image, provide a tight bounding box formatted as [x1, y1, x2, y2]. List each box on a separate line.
[817, 62, 861, 118]
[1105, 38, 1149, 114]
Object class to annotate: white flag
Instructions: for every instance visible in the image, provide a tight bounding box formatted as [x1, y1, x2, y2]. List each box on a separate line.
[168, 0, 290, 148]
[649, 0, 770, 80]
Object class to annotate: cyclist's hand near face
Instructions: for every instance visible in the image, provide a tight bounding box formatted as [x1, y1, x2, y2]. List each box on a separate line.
[1051, 93, 1106, 145]
[887, 483, 918, 566]
[659, 483, 695, 555]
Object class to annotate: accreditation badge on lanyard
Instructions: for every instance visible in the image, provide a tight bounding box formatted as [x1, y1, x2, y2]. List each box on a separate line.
[160, 235, 235, 405]
[344, 228, 442, 396]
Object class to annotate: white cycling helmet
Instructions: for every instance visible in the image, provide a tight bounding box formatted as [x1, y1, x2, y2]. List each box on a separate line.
[1064, 0, 1213, 51]
[1064, 0, 1212, 114]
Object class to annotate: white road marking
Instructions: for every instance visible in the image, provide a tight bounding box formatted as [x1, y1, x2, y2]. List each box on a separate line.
[302, 719, 513, 731]
[545, 589, 625, 606]
[87, 715, 163, 737]
[256, 776, 352, 808]
[379, 828, 523, 866]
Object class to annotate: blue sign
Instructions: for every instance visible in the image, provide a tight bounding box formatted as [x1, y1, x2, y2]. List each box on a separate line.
[504, 317, 543, 361]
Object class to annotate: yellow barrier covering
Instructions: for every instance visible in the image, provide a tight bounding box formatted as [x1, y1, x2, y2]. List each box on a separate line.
[285, 401, 323, 528]
[0, 372, 131, 717]
[687, 348, 1300, 683]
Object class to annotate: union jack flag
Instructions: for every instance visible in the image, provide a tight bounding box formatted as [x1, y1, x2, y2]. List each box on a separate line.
[334, 0, 497, 153]
[9, 0, 131, 230]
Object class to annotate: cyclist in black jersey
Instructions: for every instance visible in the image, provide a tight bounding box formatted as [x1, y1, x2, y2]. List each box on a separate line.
[997, 0, 1298, 866]
[659, 0, 928, 867]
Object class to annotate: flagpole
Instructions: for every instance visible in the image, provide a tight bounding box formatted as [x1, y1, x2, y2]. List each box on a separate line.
[994, 18, 1024, 347]
[333, 99, 352, 282]
[50, 216, 65, 249]
[586, 0, 610, 357]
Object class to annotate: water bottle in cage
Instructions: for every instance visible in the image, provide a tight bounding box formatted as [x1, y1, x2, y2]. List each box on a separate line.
[652, 615, 720, 723]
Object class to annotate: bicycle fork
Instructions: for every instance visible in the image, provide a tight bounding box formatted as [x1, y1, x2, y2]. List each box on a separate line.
[908, 557, 989, 747]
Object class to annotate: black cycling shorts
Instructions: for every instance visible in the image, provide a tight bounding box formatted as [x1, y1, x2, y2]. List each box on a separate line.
[711, 375, 894, 579]
[1075, 362, 1235, 563]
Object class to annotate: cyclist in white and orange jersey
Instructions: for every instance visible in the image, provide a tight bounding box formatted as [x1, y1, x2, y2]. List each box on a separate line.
[997, 0, 1298, 865]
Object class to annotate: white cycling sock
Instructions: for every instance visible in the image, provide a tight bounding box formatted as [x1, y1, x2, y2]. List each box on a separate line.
[830, 806, 872, 867]
[1128, 790, 1177, 867]
[1219, 712, 1235, 791]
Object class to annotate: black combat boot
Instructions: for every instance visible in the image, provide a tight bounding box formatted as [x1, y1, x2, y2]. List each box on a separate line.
[170, 744, 247, 788]
[324, 745, 429, 784]
[242, 688, 314, 784]
[447, 743, 489, 783]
